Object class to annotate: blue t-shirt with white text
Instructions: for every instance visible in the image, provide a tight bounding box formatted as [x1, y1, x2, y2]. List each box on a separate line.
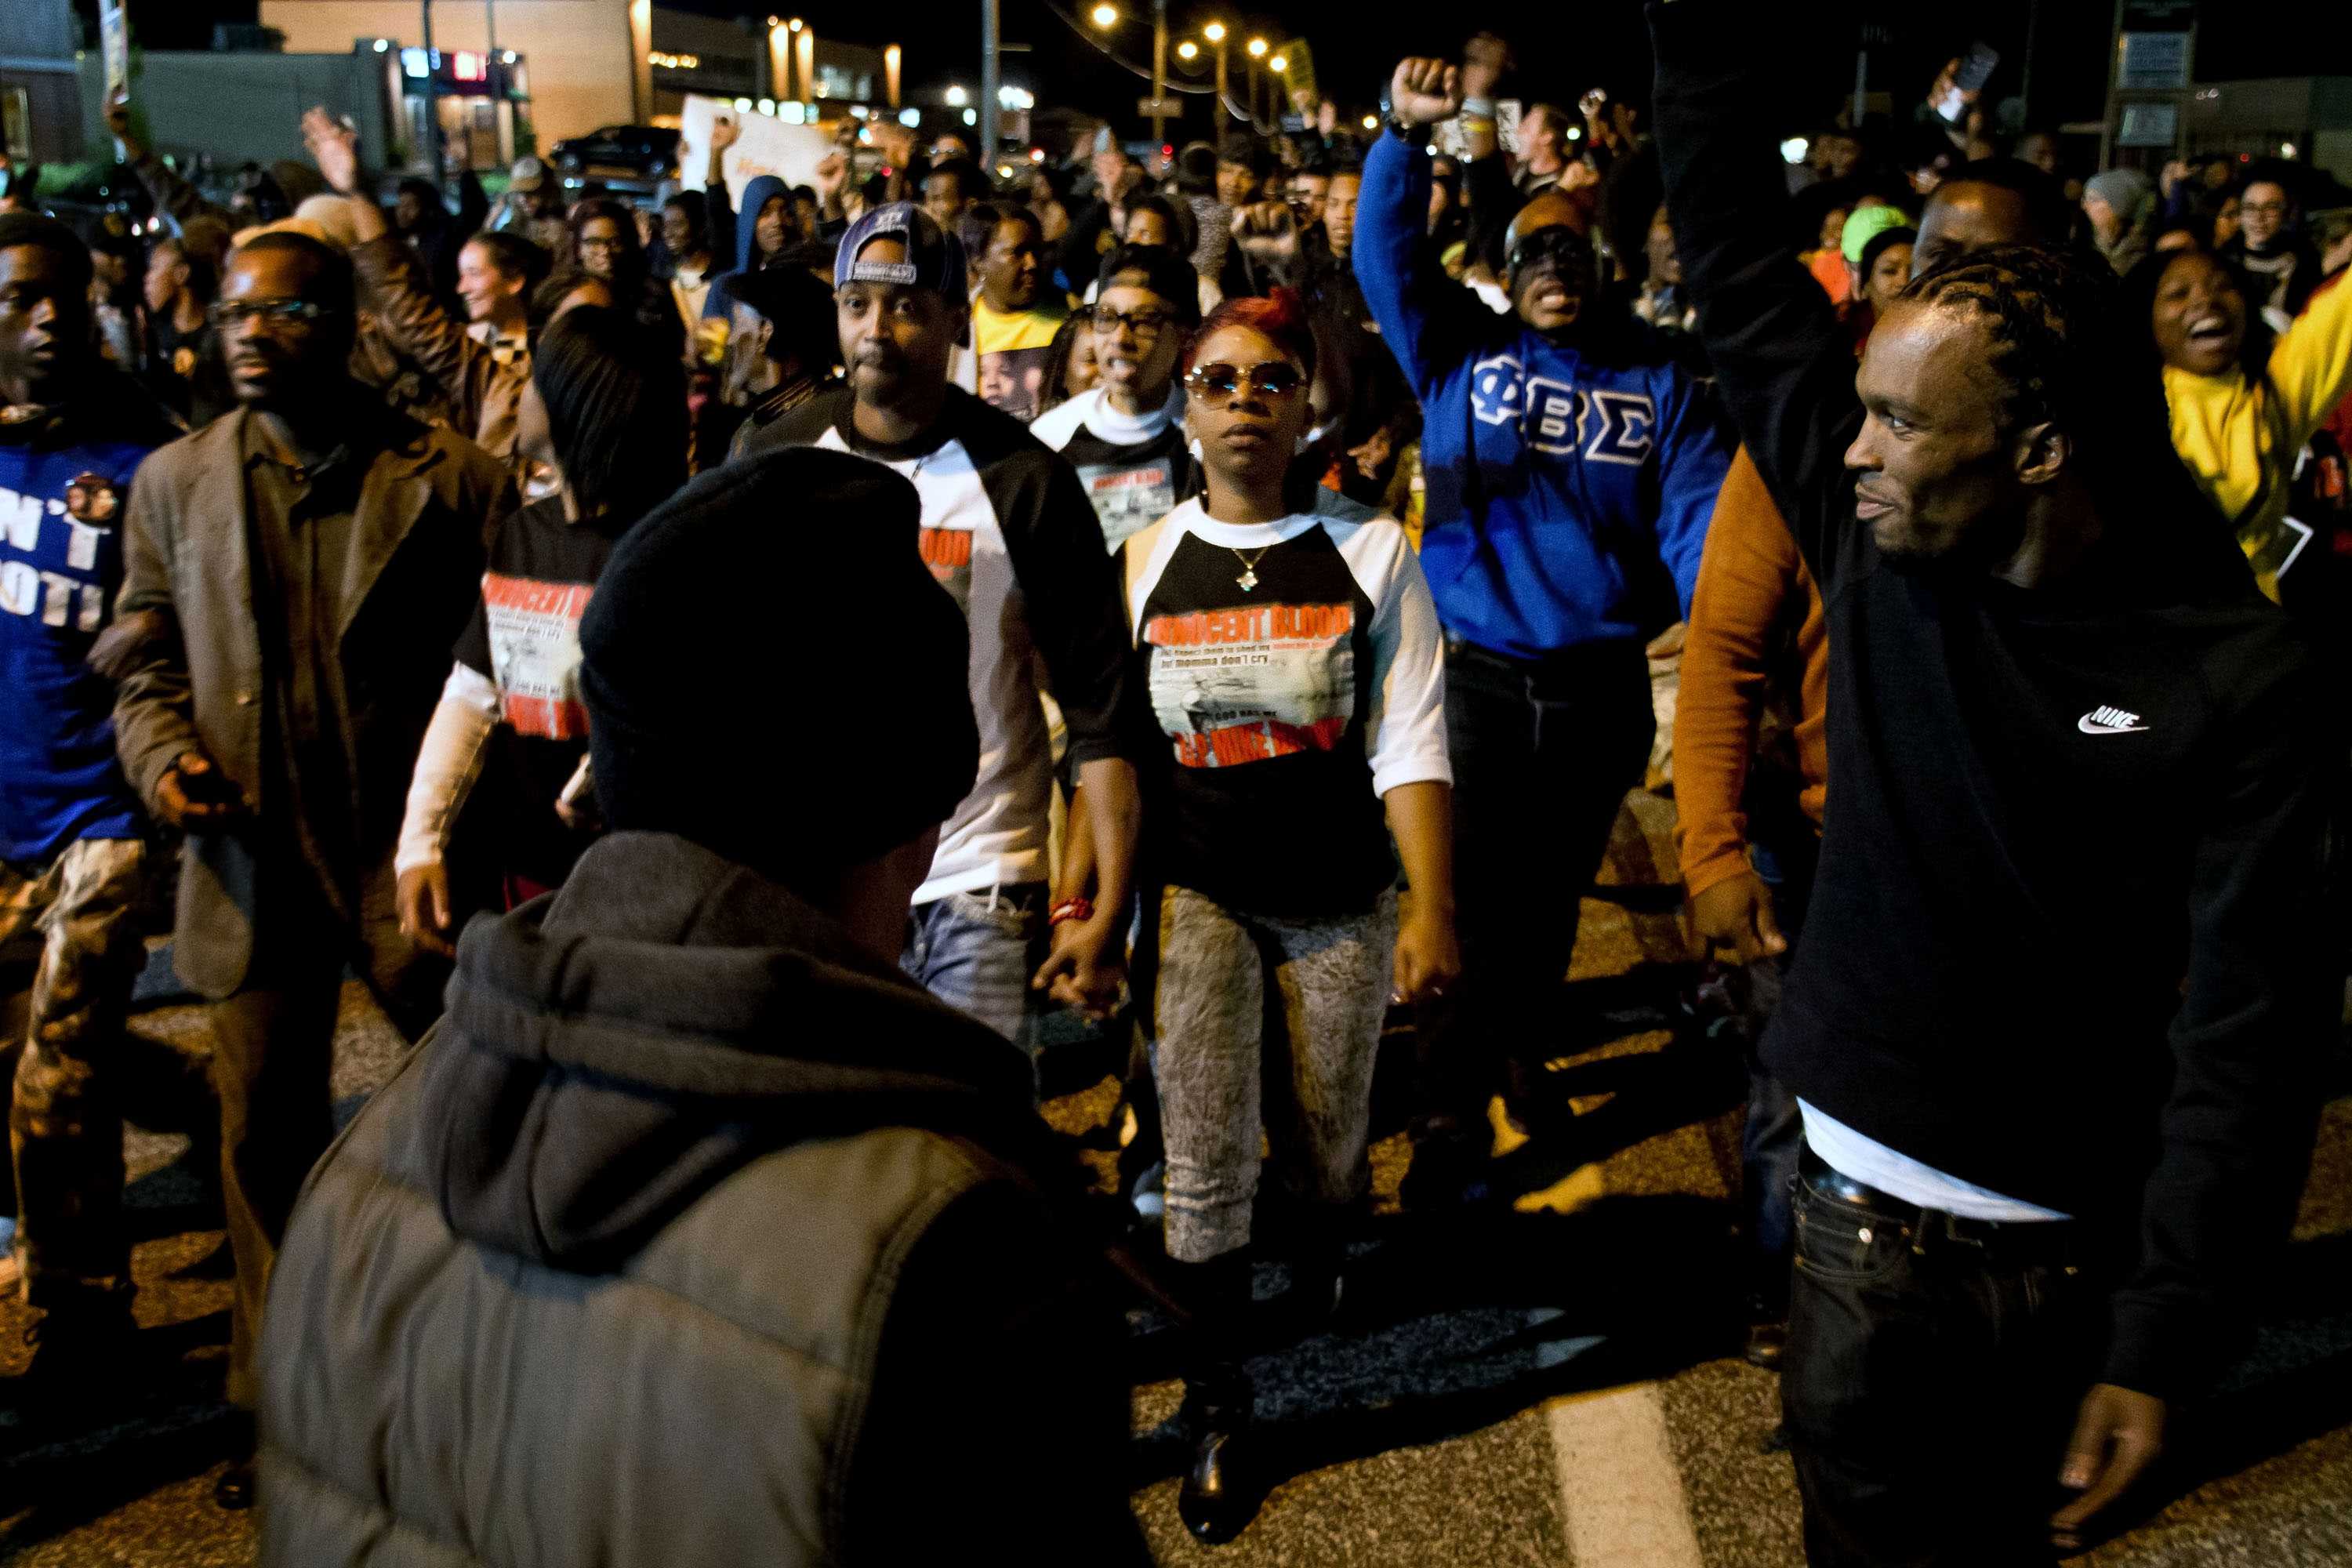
[0, 416, 162, 864]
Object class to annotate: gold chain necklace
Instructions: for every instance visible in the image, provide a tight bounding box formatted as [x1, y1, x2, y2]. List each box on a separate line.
[1230, 544, 1274, 592]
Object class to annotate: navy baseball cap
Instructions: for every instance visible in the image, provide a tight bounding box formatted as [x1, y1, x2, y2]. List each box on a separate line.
[835, 201, 968, 303]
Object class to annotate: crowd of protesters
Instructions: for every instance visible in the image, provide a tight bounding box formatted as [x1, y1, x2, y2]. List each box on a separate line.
[2, 4, 2350, 1563]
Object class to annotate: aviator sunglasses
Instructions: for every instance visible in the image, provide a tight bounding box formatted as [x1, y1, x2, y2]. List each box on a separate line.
[1185, 360, 1306, 408]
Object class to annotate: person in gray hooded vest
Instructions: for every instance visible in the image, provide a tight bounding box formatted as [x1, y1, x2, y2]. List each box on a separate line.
[257, 447, 1149, 1566]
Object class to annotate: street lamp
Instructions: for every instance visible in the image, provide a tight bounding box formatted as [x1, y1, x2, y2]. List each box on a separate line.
[1269, 53, 1286, 73]
[1245, 36, 1266, 58]
[946, 83, 967, 106]
[1193, 24, 1233, 125]
[1091, 2, 1118, 25]
[1177, 39, 1197, 60]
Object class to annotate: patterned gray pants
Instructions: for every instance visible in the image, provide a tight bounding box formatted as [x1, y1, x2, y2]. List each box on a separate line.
[1155, 884, 1397, 1264]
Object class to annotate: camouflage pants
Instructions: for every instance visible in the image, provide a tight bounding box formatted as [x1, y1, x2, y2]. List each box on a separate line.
[2, 837, 148, 1305]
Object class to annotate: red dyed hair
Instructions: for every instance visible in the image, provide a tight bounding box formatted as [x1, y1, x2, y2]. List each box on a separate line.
[1182, 286, 1318, 383]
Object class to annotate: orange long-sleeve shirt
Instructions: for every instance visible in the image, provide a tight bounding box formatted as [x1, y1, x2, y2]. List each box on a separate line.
[1673, 444, 1829, 898]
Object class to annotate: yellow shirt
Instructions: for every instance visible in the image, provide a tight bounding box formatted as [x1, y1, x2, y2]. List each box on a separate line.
[2163, 275, 2352, 601]
[966, 300, 1069, 423]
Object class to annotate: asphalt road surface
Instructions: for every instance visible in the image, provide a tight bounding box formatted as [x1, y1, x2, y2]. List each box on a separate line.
[4, 789, 2348, 1565]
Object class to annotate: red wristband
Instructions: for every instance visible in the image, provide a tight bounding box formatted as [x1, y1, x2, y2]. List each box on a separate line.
[1050, 897, 1094, 927]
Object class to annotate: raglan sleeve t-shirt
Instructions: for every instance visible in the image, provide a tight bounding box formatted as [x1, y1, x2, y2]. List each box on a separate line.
[1122, 492, 1451, 917]
[450, 495, 622, 884]
[1031, 385, 1203, 554]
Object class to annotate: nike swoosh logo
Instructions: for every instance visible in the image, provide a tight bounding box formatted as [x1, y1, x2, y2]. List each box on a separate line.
[2077, 715, 2149, 735]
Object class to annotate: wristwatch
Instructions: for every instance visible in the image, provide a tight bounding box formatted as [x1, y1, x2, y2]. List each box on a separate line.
[1375, 85, 1418, 144]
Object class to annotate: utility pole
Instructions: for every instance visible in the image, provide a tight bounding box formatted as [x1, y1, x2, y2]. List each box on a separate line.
[420, 0, 446, 190]
[481, 0, 496, 170]
[1150, 0, 1168, 152]
[2020, 0, 2041, 128]
[981, 0, 1000, 168]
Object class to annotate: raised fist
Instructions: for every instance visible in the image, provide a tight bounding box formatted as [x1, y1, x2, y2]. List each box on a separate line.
[1232, 200, 1301, 266]
[815, 151, 849, 201]
[1461, 34, 1510, 103]
[1388, 59, 1463, 130]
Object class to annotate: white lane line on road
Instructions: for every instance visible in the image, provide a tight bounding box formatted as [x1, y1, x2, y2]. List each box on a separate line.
[1545, 1382, 1708, 1568]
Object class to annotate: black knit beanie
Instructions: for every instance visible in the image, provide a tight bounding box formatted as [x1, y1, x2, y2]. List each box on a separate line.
[578, 447, 978, 885]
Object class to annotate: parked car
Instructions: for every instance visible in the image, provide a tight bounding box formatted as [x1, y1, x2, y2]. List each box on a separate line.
[550, 125, 680, 181]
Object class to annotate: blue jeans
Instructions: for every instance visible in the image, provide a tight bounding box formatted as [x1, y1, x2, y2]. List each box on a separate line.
[902, 884, 1047, 1062]
[1742, 822, 1817, 1311]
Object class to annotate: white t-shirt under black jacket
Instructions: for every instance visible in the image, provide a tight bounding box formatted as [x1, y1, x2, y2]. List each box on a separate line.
[1120, 491, 1452, 917]
[753, 384, 1142, 905]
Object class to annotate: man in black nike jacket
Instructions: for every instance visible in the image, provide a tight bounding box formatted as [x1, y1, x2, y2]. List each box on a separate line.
[1651, 3, 2339, 1562]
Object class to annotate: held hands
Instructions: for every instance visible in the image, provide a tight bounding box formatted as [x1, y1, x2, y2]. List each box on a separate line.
[154, 750, 245, 832]
[1392, 908, 1461, 1007]
[1388, 59, 1465, 130]
[2051, 1385, 2166, 1552]
[1033, 913, 1127, 1021]
[1687, 871, 1788, 966]
[397, 862, 458, 959]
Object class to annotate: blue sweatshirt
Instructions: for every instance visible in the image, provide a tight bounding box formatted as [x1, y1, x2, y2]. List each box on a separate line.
[0, 379, 177, 864]
[704, 173, 792, 321]
[1353, 130, 1730, 659]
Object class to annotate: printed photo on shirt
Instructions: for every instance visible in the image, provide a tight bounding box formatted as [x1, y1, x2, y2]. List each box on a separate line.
[1143, 601, 1357, 768]
[481, 573, 595, 739]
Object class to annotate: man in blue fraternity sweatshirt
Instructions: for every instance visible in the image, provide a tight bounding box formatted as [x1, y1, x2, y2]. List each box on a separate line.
[1356, 56, 1731, 1200]
[0, 212, 181, 1396]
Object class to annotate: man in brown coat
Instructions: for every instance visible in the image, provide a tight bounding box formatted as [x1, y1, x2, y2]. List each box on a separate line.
[111, 230, 510, 1508]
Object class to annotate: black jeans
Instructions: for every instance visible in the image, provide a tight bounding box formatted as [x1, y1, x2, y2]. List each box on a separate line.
[1414, 638, 1655, 1147]
[1784, 1155, 2107, 1567]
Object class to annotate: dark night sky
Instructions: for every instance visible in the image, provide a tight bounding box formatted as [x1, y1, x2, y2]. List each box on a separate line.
[90, 2, 2352, 153]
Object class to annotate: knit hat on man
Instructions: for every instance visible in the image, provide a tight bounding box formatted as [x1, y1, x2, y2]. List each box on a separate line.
[578, 447, 978, 887]
[2083, 167, 2153, 218]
